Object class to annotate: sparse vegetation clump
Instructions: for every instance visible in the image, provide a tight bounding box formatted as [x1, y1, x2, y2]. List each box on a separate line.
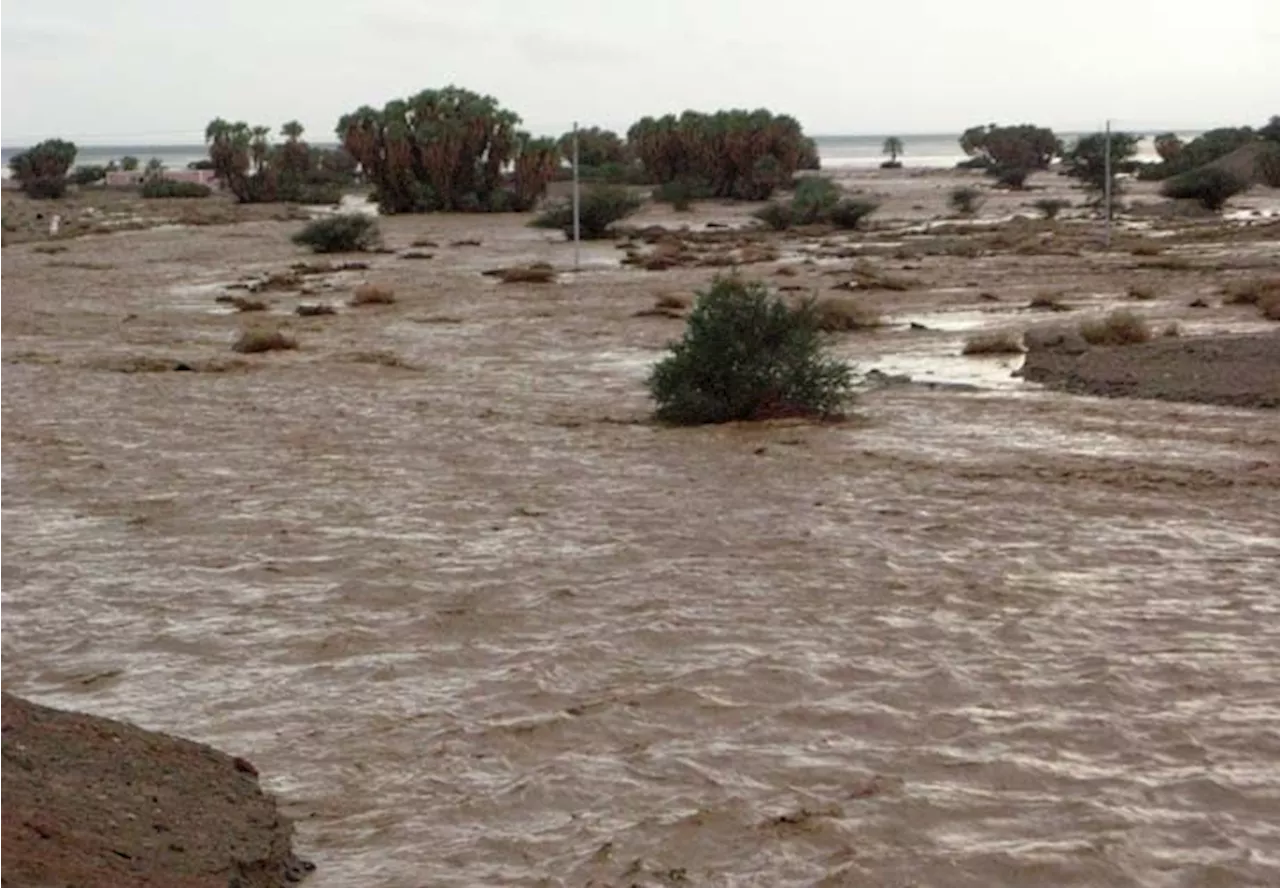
[812, 297, 882, 331]
[140, 179, 212, 199]
[1126, 284, 1157, 301]
[752, 178, 878, 230]
[962, 330, 1026, 355]
[337, 87, 557, 213]
[69, 165, 107, 186]
[350, 284, 396, 305]
[490, 263, 557, 284]
[1078, 309, 1152, 346]
[949, 186, 984, 216]
[232, 328, 297, 353]
[531, 185, 642, 239]
[1028, 292, 1071, 312]
[292, 214, 381, 253]
[646, 276, 855, 424]
[1160, 167, 1249, 211]
[1033, 198, 1069, 219]
[8, 139, 77, 199]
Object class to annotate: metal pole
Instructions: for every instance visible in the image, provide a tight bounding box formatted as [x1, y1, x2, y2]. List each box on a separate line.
[572, 121, 581, 271]
[1103, 119, 1112, 250]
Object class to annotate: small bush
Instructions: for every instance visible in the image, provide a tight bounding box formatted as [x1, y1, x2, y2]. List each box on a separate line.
[1028, 292, 1071, 312]
[232, 328, 297, 353]
[1129, 242, 1164, 257]
[288, 183, 345, 205]
[812, 297, 882, 331]
[646, 276, 855, 425]
[879, 160, 903, 169]
[1126, 284, 1157, 301]
[292, 214, 381, 253]
[949, 186, 984, 215]
[1160, 167, 1248, 212]
[531, 185, 642, 239]
[140, 178, 212, 199]
[296, 303, 337, 317]
[1223, 278, 1280, 305]
[962, 330, 1026, 355]
[1078, 309, 1152, 346]
[350, 283, 396, 305]
[827, 199, 879, 230]
[791, 177, 841, 224]
[496, 264, 557, 284]
[1033, 198, 1069, 219]
[8, 139, 77, 199]
[752, 201, 794, 231]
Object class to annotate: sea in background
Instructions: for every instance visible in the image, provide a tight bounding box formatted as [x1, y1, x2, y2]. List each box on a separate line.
[0, 133, 1194, 179]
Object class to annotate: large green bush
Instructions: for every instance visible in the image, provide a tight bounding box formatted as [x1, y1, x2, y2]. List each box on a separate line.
[751, 178, 878, 230]
[530, 185, 642, 239]
[8, 139, 77, 199]
[646, 276, 855, 425]
[1160, 167, 1248, 211]
[292, 214, 382, 252]
[959, 124, 1060, 171]
[1061, 131, 1140, 197]
[69, 165, 107, 186]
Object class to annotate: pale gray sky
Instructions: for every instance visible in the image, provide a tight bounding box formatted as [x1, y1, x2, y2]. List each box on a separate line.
[3, 0, 1277, 146]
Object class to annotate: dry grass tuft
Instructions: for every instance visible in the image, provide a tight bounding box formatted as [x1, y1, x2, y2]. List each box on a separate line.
[228, 295, 267, 312]
[32, 243, 68, 254]
[1222, 277, 1280, 305]
[232, 328, 297, 354]
[492, 263, 556, 284]
[1028, 292, 1072, 312]
[1129, 242, 1164, 257]
[1126, 284, 1157, 301]
[296, 303, 337, 317]
[1262, 297, 1280, 321]
[411, 238, 439, 248]
[962, 330, 1026, 355]
[1078, 309, 1152, 346]
[399, 250, 434, 260]
[350, 283, 396, 306]
[812, 297, 883, 332]
[1162, 322, 1182, 338]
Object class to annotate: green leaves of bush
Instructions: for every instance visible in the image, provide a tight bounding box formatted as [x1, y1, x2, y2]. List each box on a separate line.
[530, 185, 642, 239]
[647, 276, 855, 425]
[292, 214, 382, 253]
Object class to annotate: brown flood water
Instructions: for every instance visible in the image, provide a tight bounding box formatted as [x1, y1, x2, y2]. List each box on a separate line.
[3, 195, 1280, 886]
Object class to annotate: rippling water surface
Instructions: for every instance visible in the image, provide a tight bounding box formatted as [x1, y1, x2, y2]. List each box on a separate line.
[3, 211, 1279, 887]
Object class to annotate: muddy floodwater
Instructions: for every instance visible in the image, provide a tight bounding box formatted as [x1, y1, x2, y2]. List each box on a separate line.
[4, 173, 1280, 887]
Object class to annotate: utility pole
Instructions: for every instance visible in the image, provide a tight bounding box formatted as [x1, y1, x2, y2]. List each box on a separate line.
[572, 121, 581, 270]
[1103, 119, 1113, 250]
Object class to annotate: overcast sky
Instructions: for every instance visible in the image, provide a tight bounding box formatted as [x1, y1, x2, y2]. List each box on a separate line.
[3, 0, 1277, 146]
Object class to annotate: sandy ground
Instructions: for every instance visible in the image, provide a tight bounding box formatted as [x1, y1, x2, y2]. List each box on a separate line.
[3, 168, 1280, 887]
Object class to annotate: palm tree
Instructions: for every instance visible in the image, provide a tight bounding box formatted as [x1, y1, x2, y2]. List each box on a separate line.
[281, 121, 304, 143]
[882, 136, 904, 164]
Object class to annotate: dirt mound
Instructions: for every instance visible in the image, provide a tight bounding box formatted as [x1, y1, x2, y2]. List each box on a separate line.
[1019, 330, 1280, 408]
[1205, 141, 1280, 187]
[1, 693, 313, 888]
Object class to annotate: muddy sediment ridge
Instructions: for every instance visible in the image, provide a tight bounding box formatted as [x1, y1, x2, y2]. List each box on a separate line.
[4, 172, 1280, 887]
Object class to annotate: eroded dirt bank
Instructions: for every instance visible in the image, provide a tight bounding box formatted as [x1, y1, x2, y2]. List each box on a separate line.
[1, 693, 313, 888]
[1021, 330, 1280, 408]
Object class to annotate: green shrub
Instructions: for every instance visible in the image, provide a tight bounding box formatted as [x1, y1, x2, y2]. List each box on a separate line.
[1160, 167, 1248, 211]
[140, 178, 213, 198]
[791, 176, 841, 223]
[959, 124, 1060, 170]
[7, 139, 77, 199]
[646, 276, 855, 425]
[530, 185, 642, 239]
[69, 165, 107, 186]
[292, 214, 382, 252]
[827, 198, 879, 229]
[752, 201, 794, 230]
[949, 186, 984, 215]
[1062, 131, 1140, 197]
[1033, 198, 1069, 219]
[287, 183, 345, 205]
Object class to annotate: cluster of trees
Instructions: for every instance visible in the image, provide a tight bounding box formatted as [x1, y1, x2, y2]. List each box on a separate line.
[334, 87, 558, 214]
[205, 119, 356, 204]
